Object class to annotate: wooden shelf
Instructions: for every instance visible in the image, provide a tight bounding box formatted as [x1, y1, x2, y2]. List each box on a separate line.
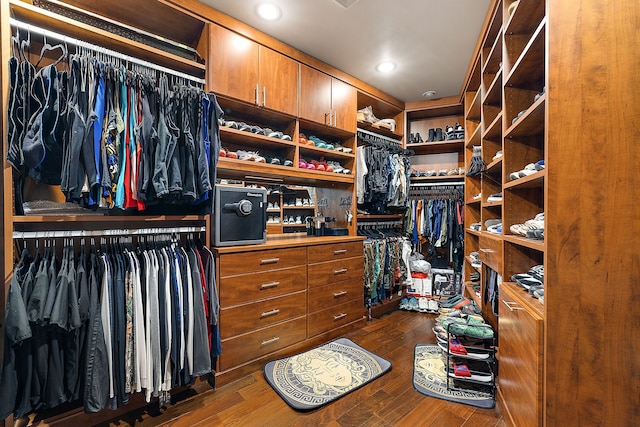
[504, 95, 546, 139]
[482, 68, 503, 106]
[482, 112, 503, 143]
[220, 127, 298, 151]
[485, 156, 503, 175]
[357, 214, 403, 221]
[503, 234, 545, 251]
[483, 27, 503, 75]
[466, 89, 482, 121]
[407, 139, 464, 155]
[466, 228, 482, 237]
[13, 214, 207, 223]
[356, 121, 403, 140]
[504, 18, 546, 90]
[217, 158, 355, 185]
[466, 123, 482, 148]
[465, 283, 482, 307]
[9, 0, 206, 76]
[504, 170, 545, 189]
[504, 0, 546, 37]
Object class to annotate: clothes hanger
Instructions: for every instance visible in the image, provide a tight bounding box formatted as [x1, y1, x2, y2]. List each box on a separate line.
[35, 31, 67, 69]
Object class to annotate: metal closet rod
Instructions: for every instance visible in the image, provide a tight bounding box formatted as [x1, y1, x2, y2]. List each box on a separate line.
[8, 18, 206, 85]
[12, 226, 206, 240]
[357, 127, 402, 145]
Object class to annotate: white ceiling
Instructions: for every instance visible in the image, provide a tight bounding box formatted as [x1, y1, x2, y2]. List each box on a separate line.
[198, 0, 492, 103]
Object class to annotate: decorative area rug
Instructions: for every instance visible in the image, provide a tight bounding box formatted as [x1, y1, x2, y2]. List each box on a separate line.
[413, 344, 495, 409]
[264, 337, 392, 411]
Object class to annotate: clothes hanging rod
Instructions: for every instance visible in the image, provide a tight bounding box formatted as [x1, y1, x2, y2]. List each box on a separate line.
[12, 226, 206, 240]
[357, 127, 403, 145]
[409, 180, 465, 187]
[8, 18, 206, 85]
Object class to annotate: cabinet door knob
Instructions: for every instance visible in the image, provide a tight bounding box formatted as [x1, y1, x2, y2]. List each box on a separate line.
[260, 281, 280, 289]
[333, 313, 347, 320]
[261, 336, 280, 346]
[260, 309, 280, 318]
[502, 300, 524, 311]
[334, 268, 348, 275]
[333, 249, 347, 255]
[333, 291, 348, 298]
[260, 257, 280, 265]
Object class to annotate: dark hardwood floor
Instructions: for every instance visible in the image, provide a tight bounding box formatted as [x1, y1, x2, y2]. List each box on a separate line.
[99, 310, 506, 427]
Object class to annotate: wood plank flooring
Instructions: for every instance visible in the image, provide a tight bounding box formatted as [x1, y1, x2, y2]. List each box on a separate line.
[98, 310, 506, 427]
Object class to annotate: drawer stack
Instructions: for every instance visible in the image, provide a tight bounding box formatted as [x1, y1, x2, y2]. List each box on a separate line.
[307, 241, 365, 337]
[217, 248, 308, 370]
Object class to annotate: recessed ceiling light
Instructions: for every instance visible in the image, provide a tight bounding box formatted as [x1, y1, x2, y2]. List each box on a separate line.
[422, 90, 437, 97]
[376, 61, 396, 73]
[256, 3, 281, 21]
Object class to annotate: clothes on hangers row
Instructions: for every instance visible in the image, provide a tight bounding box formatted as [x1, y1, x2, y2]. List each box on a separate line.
[356, 145, 411, 214]
[6, 46, 222, 212]
[405, 197, 465, 270]
[361, 234, 413, 304]
[0, 237, 220, 418]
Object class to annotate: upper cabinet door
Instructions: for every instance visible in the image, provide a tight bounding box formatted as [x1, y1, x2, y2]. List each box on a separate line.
[331, 78, 357, 132]
[259, 47, 298, 116]
[209, 24, 259, 104]
[299, 64, 332, 125]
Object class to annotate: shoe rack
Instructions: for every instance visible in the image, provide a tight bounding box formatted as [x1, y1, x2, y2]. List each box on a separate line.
[464, 0, 638, 425]
[265, 186, 317, 234]
[405, 98, 466, 182]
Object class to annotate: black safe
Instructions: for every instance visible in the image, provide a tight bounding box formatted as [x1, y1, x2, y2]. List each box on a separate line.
[214, 185, 267, 246]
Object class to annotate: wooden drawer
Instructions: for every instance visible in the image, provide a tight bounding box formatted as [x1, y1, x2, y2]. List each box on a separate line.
[219, 316, 307, 371]
[307, 256, 363, 288]
[220, 291, 307, 339]
[219, 265, 307, 307]
[308, 277, 362, 313]
[308, 241, 363, 264]
[307, 298, 365, 337]
[218, 248, 306, 277]
[479, 234, 503, 273]
[499, 284, 543, 427]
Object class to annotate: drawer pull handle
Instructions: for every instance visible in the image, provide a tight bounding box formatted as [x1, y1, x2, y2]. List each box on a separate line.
[333, 291, 348, 298]
[334, 268, 348, 275]
[333, 249, 347, 255]
[261, 309, 280, 318]
[261, 336, 280, 346]
[260, 257, 280, 265]
[502, 300, 524, 311]
[333, 313, 347, 320]
[260, 281, 280, 290]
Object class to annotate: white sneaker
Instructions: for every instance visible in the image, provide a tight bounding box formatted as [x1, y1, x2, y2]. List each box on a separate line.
[296, 198, 303, 206]
[295, 216, 302, 224]
[273, 202, 279, 210]
[267, 202, 274, 210]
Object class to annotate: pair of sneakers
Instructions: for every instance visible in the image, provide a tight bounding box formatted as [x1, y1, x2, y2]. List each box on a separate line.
[509, 160, 545, 180]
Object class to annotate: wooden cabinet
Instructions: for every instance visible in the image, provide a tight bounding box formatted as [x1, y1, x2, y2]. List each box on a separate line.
[299, 64, 357, 131]
[214, 237, 365, 384]
[498, 284, 543, 427]
[209, 23, 298, 116]
[464, 0, 638, 424]
[217, 246, 308, 371]
[307, 241, 364, 337]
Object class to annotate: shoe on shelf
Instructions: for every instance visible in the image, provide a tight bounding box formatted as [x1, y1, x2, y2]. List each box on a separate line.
[487, 192, 502, 202]
[509, 163, 539, 180]
[267, 202, 274, 210]
[492, 150, 503, 160]
[534, 86, 546, 102]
